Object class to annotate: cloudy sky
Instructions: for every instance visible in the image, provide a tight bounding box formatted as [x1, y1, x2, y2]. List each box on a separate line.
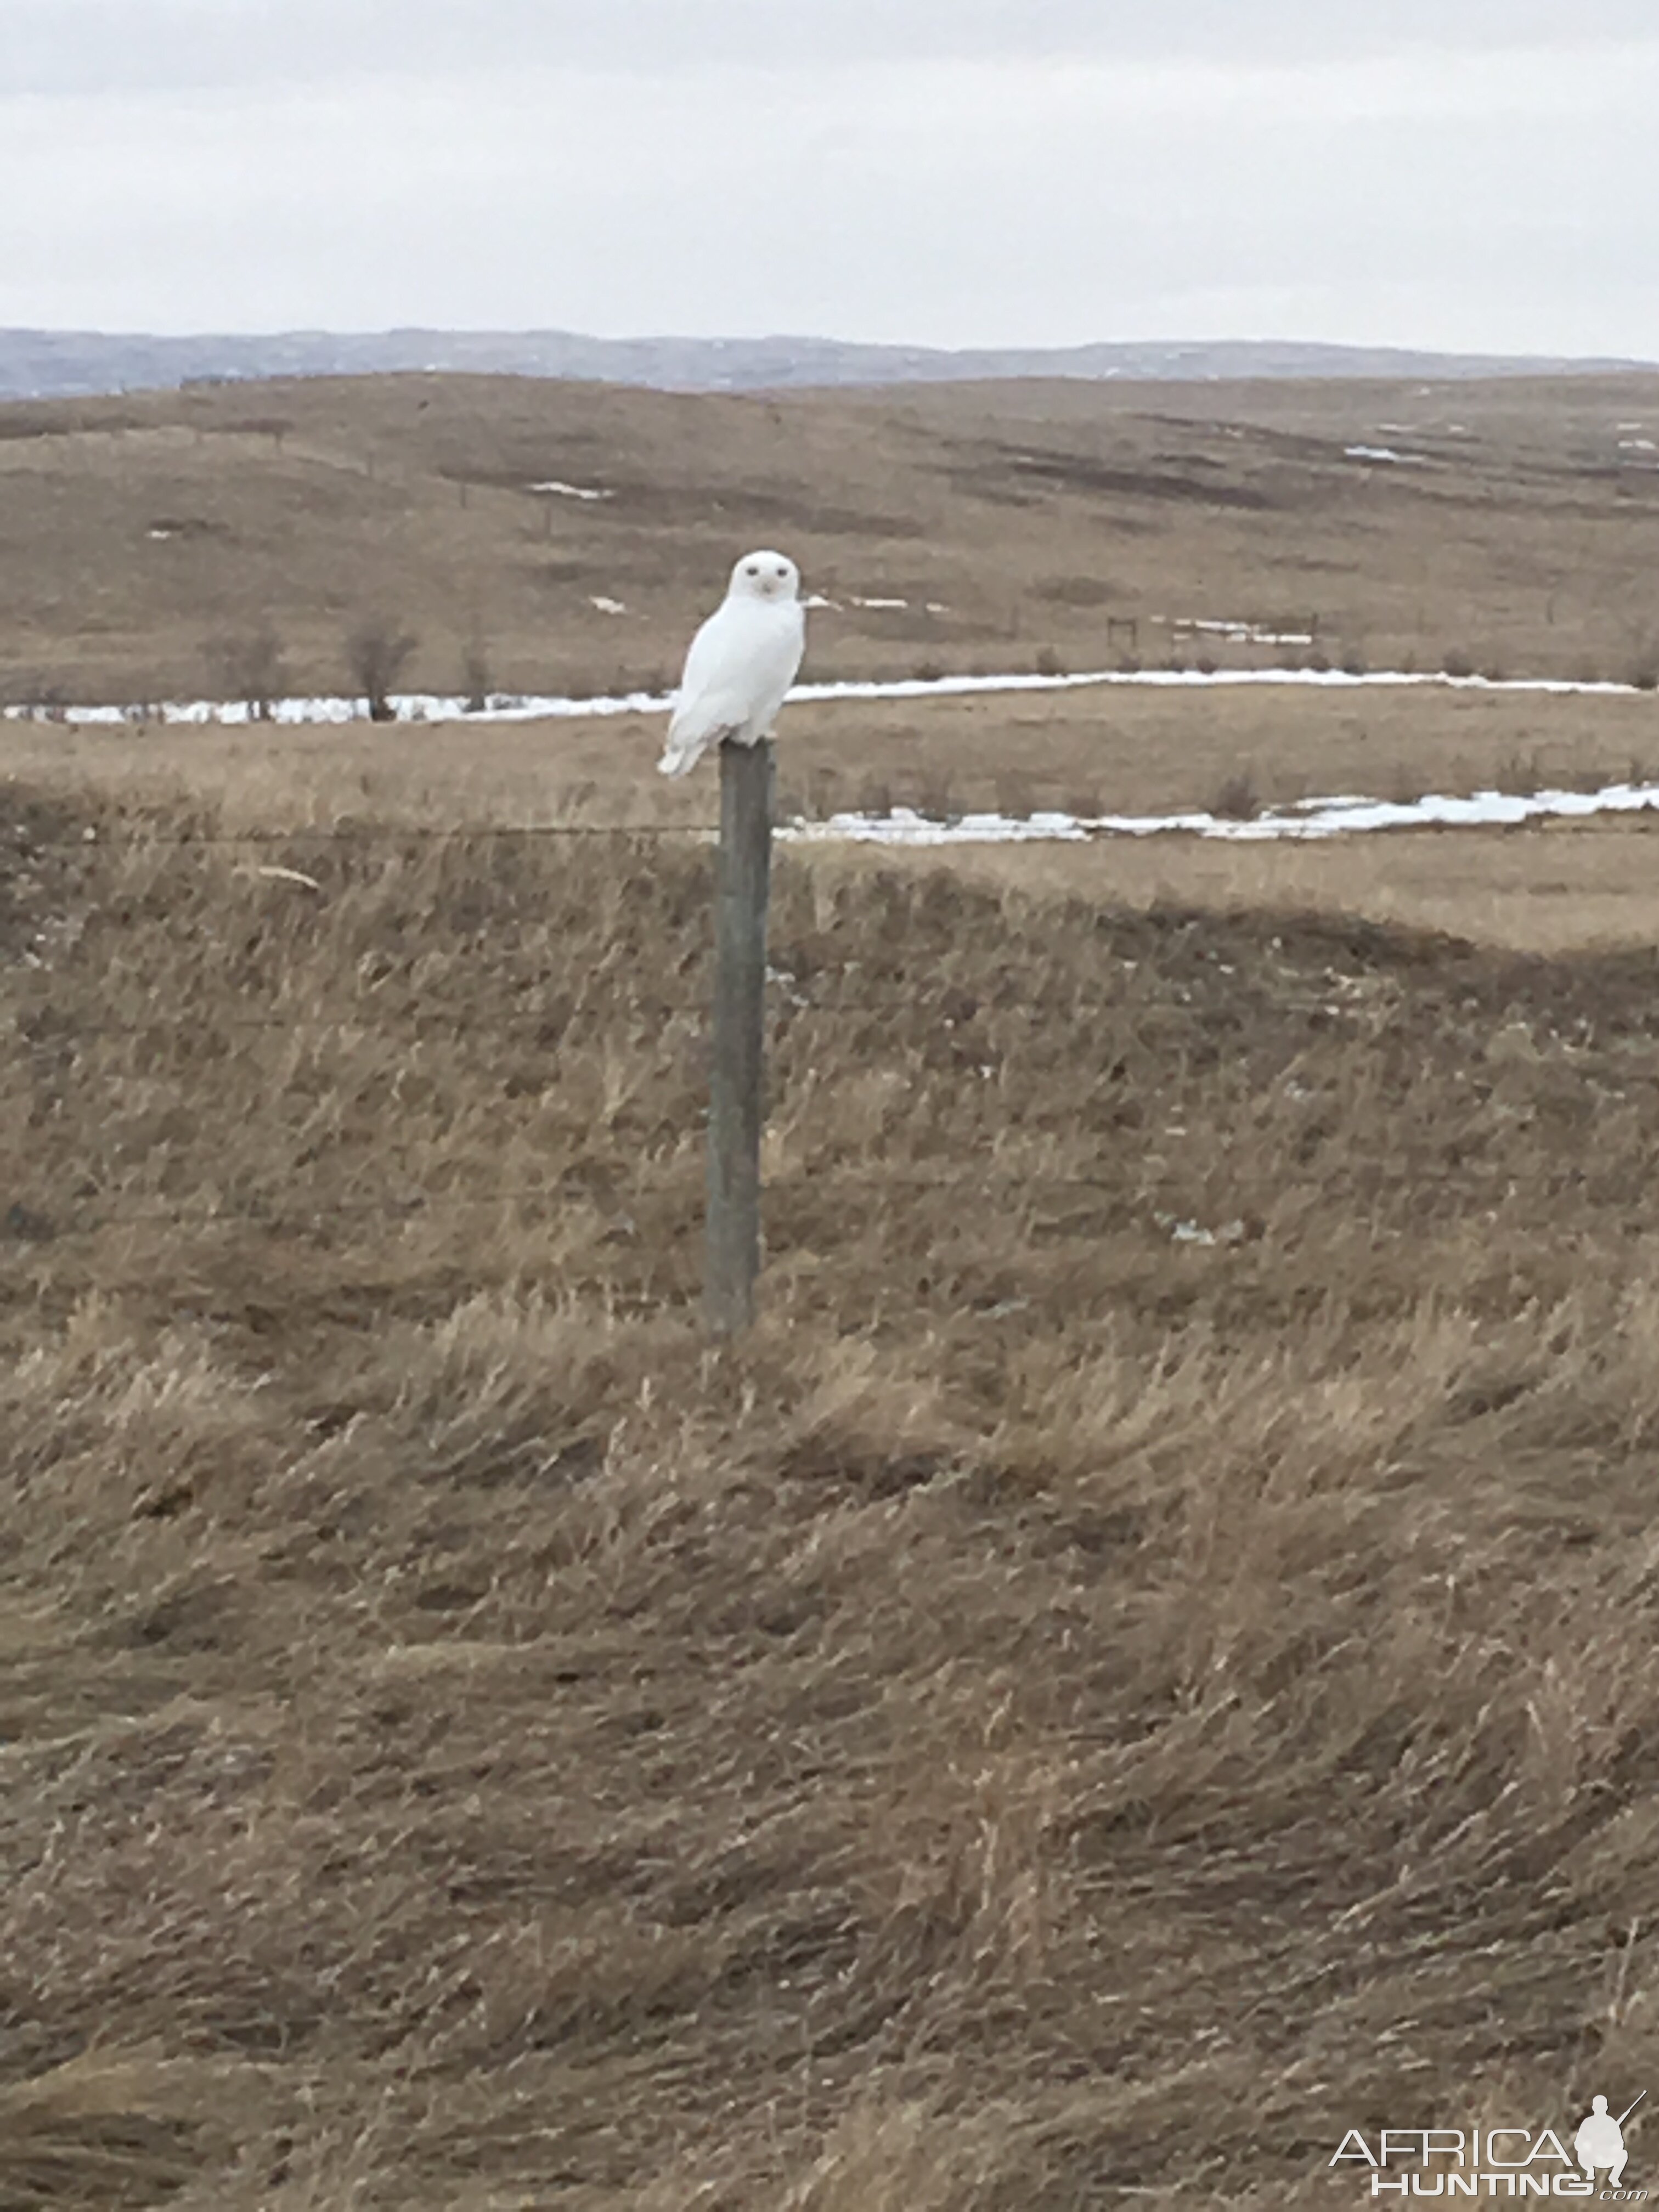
[3, 0, 1657, 356]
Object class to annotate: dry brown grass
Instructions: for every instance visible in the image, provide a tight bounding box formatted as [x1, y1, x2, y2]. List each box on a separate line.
[3, 367, 1659, 704]
[9, 682, 1659, 955]
[8, 776, 1659, 2207]
[9, 674, 1659, 825]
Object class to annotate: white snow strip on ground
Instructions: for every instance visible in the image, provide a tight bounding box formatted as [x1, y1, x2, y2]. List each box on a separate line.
[589, 596, 628, 616]
[5, 665, 1655, 731]
[781, 782, 1659, 847]
[1345, 445, 1430, 465]
[1157, 617, 1316, 645]
[529, 481, 612, 500]
[1178, 619, 1316, 646]
[851, 596, 910, 610]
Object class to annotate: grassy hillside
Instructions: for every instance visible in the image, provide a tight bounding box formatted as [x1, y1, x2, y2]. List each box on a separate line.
[2, 369, 1658, 704]
[5, 782, 1659, 2206]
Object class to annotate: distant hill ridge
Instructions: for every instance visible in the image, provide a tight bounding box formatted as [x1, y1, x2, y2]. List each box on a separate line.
[1, 328, 1654, 401]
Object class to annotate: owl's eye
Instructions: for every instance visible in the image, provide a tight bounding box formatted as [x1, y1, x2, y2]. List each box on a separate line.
[745, 562, 760, 575]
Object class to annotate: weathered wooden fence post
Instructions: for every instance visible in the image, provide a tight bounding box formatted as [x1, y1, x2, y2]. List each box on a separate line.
[706, 737, 774, 1335]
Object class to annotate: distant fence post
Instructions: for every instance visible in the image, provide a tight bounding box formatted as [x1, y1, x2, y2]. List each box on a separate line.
[706, 738, 774, 1335]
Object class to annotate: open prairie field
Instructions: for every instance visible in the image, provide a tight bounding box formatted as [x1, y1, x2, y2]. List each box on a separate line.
[7, 370, 1659, 2208]
[2, 367, 1659, 703]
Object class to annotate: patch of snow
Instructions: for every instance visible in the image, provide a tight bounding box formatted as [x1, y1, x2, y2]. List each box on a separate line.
[1345, 444, 1430, 466]
[1375, 422, 1416, 434]
[1176, 617, 1316, 647]
[801, 593, 841, 610]
[530, 480, 612, 500]
[788, 806, 1090, 848]
[851, 596, 910, 610]
[589, 595, 627, 616]
[1156, 1216, 1246, 1248]
[1620, 439, 1657, 453]
[780, 779, 1659, 848]
[925, 602, 950, 615]
[7, 661, 1656, 734]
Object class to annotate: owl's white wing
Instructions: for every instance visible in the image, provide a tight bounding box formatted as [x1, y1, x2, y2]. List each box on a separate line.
[658, 601, 804, 780]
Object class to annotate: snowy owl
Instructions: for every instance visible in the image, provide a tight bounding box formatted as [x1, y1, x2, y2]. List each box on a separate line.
[657, 550, 806, 778]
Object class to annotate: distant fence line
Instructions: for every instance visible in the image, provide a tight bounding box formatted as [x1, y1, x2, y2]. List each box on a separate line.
[4, 659, 1656, 733]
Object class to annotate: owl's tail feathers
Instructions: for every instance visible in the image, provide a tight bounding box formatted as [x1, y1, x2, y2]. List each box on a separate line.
[657, 698, 735, 778]
[657, 730, 704, 779]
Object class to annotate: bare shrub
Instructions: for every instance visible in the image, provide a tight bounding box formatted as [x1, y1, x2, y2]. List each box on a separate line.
[347, 617, 419, 723]
[209, 628, 287, 721]
[1210, 769, 1261, 820]
[994, 770, 1036, 819]
[805, 767, 841, 821]
[1033, 645, 1066, 678]
[911, 766, 959, 820]
[1442, 648, 1476, 679]
[1493, 751, 1544, 795]
[1341, 645, 1369, 677]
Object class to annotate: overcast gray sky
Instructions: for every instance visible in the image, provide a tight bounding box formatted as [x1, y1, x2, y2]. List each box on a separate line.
[3, 0, 1657, 354]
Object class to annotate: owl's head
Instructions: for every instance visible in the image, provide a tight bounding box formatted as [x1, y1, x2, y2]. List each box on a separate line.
[729, 550, 800, 603]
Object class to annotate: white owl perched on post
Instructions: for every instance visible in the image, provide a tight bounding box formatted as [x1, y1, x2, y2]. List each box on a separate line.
[657, 550, 806, 778]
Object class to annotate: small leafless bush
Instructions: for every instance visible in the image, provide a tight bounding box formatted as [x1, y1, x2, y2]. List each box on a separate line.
[347, 617, 419, 723]
[911, 766, 960, 820]
[1033, 645, 1066, 678]
[208, 628, 287, 721]
[1210, 768, 1261, 820]
[994, 770, 1037, 819]
[1493, 750, 1545, 795]
[1442, 648, 1476, 679]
